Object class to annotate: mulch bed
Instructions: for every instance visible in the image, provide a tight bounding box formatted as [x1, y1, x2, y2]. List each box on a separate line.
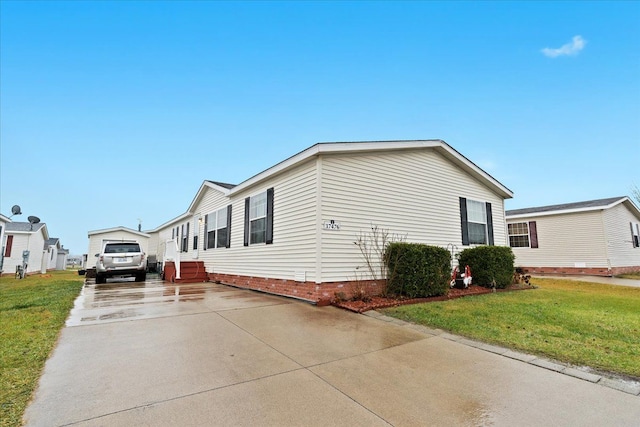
[333, 284, 535, 313]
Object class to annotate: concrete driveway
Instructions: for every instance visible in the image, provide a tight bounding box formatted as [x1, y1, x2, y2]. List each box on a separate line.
[24, 277, 640, 426]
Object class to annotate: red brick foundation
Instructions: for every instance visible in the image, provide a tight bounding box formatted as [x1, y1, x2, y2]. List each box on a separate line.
[208, 272, 384, 303]
[520, 266, 640, 277]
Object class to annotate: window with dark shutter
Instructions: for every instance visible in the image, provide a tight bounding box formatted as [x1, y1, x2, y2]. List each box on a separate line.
[631, 222, 640, 248]
[245, 189, 274, 245]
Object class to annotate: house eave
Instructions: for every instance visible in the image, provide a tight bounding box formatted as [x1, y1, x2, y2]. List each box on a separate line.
[506, 197, 640, 220]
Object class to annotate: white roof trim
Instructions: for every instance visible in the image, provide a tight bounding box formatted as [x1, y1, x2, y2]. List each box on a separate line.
[506, 197, 640, 220]
[0, 214, 11, 223]
[88, 226, 150, 238]
[147, 212, 193, 233]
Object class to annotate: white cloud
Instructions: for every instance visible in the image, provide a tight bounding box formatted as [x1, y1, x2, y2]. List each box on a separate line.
[541, 35, 587, 58]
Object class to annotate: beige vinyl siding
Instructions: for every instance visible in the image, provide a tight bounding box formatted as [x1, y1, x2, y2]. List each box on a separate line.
[86, 232, 150, 269]
[319, 149, 507, 282]
[509, 211, 608, 269]
[603, 203, 640, 268]
[196, 160, 319, 282]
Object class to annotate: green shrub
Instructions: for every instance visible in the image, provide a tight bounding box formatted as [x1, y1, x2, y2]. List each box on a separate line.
[457, 246, 515, 289]
[385, 243, 451, 298]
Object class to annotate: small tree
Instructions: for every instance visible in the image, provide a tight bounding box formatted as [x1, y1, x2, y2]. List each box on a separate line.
[632, 183, 640, 206]
[354, 225, 406, 294]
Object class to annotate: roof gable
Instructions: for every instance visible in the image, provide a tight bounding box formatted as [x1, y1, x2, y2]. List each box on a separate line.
[6, 222, 46, 233]
[227, 140, 513, 199]
[88, 226, 150, 238]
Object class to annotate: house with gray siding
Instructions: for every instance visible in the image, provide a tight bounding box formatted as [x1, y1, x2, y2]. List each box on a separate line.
[506, 196, 640, 276]
[149, 140, 513, 302]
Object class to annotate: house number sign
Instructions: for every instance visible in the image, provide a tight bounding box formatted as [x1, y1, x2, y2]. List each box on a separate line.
[322, 220, 341, 231]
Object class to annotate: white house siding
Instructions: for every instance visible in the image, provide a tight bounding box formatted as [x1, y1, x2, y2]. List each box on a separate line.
[86, 231, 150, 269]
[2, 232, 47, 275]
[195, 160, 319, 282]
[46, 244, 59, 270]
[319, 149, 507, 283]
[603, 203, 640, 268]
[0, 217, 8, 273]
[509, 210, 608, 269]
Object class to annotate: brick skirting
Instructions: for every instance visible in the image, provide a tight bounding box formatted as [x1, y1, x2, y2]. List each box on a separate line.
[520, 266, 640, 277]
[208, 272, 384, 303]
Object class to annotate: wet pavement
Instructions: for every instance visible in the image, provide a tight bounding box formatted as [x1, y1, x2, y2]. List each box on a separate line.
[24, 277, 640, 426]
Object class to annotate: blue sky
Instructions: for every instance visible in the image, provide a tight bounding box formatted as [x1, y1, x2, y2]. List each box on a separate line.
[1, 1, 638, 255]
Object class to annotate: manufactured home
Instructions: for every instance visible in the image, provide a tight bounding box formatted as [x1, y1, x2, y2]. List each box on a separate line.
[2, 222, 50, 275]
[506, 196, 640, 276]
[149, 140, 513, 302]
[86, 227, 150, 269]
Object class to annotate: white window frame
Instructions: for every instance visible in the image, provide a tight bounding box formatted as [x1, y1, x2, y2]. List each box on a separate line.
[467, 199, 488, 245]
[206, 207, 229, 249]
[508, 222, 530, 248]
[249, 191, 267, 245]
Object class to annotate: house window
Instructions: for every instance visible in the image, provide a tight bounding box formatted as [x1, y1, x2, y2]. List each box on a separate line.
[249, 192, 267, 244]
[181, 223, 189, 253]
[508, 223, 530, 247]
[244, 188, 274, 246]
[459, 197, 494, 246]
[632, 222, 640, 248]
[204, 205, 232, 250]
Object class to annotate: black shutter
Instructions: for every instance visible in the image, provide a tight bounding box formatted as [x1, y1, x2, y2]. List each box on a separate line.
[5, 235, 13, 257]
[460, 197, 469, 246]
[486, 202, 494, 246]
[631, 222, 639, 248]
[226, 205, 232, 248]
[529, 221, 538, 248]
[266, 187, 274, 244]
[244, 197, 250, 246]
[186, 223, 190, 252]
[203, 215, 208, 251]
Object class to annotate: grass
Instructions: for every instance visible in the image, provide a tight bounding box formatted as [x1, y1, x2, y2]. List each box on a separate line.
[382, 278, 640, 379]
[0, 270, 83, 427]
[616, 272, 640, 280]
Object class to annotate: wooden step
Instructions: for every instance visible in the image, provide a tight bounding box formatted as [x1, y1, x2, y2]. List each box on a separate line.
[163, 261, 209, 283]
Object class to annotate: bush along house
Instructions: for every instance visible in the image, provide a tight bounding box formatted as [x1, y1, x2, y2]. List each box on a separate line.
[147, 140, 514, 302]
[506, 196, 640, 276]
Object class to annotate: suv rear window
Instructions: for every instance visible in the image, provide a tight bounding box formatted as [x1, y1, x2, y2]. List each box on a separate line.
[104, 243, 142, 254]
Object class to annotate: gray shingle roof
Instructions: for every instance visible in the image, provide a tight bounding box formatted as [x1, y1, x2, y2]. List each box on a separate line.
[207, 180, 236, 189]
[45, 238, 60, 246]
[5, 221, 45, 232]
[506, 196, 627, 216]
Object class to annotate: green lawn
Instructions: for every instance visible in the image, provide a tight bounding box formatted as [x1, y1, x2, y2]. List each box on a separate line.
[383, 278, 640, 379]
[0, 270, 83, 427]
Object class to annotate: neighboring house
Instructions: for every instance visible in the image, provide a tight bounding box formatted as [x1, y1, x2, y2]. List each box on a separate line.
[86, 227, 150, 269]
[506, 196, 640, 276]
[0, 214, 10, 273]
[45, 237, 69, 270]
[148, 140, 513, 302]
[3, 222, 50, 275]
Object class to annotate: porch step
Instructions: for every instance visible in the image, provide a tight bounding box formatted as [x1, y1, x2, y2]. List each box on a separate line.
[163, 261, 209, 283]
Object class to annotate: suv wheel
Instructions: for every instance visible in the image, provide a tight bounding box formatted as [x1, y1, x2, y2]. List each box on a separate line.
[95, 274, 106, 284]
[135, 272, 146, 282]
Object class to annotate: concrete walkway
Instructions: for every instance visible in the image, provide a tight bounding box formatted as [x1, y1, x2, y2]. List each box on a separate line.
[533, 274, 640, 288]
[23, 278, 640, 426]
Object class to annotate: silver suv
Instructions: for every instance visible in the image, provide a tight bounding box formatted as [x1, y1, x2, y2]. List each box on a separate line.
[95, 241, 147, 284]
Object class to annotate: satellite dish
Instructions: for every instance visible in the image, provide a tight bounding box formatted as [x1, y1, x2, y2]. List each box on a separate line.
[28, 216, 40, 224]
[11, 205, 22, 215]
